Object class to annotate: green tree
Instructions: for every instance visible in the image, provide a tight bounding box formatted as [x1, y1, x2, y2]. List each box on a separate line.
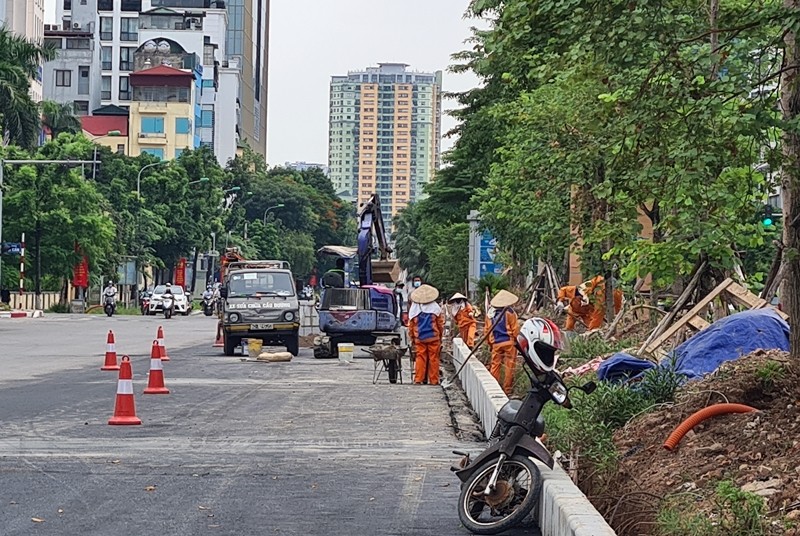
[41, 101, 81, 139]
[0, 28, 55, 147]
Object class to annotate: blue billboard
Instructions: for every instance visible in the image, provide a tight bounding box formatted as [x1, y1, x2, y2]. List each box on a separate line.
[479, 231, 503, 277]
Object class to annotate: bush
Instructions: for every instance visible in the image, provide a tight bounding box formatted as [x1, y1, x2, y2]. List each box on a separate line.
[46, 302, 69, 313]
[559, 334, 632, 367]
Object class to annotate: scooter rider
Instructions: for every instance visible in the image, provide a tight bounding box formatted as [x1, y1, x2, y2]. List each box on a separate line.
[103, 281, 118, 301]
[202, 285, 214, 301]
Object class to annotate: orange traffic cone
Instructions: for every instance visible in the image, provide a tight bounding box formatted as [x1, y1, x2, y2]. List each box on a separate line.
[213, 321, 224, 347]
[144, 340, 169, 395]
[157, 325, 170, 362]
[101, 330, 120, 371]
[108, 356, 142, 425]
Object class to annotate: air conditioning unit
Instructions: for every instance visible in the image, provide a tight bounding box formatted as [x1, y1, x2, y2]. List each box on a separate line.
[73, 22, 81, 29]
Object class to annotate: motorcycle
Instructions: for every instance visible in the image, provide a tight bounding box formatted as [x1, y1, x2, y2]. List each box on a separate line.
[139, 290, 152, 316]
[451, 317, 596, 535]
[162, 295, 174, 320]
[202, 295, 215, 316]
[104, 295, 116, 317]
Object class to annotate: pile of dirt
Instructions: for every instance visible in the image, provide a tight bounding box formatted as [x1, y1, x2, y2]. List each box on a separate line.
[592, 349, 800, 535]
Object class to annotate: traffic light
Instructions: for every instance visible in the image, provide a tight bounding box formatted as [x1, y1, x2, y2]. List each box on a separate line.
[762, 204, 774, 226]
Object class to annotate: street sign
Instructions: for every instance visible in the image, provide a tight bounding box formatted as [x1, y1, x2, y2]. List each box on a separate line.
[1, 242, 21, 255]
[479, 231, 503, 277]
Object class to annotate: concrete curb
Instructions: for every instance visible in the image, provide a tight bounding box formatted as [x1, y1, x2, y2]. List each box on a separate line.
[451, 338, 616, 536]
[0, 310, 44, 319]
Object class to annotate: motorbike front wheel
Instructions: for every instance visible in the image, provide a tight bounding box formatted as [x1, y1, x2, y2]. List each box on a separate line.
[457, 454, 542, 535]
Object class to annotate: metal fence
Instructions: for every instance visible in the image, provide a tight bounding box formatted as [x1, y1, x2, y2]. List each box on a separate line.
[299, 301, 319, 337]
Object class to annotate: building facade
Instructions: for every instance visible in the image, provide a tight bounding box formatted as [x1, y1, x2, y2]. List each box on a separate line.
[328, 63, 442, 226]
[2, 0, 45, 102]
[285, 161, 329, 175]
[52, 0, 268, 162]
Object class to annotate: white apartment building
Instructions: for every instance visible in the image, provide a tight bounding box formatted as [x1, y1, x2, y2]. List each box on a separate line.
[1, 0, 45, 102]
[51, 0, 239, 165]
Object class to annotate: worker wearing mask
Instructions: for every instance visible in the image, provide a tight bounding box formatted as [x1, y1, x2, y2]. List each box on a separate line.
[448, 293, 477, 348]
[408, 284, 444, 385]
[488, 290, 520, 395]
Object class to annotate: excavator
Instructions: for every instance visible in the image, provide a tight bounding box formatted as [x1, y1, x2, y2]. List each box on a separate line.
[313, 195, 408, 382]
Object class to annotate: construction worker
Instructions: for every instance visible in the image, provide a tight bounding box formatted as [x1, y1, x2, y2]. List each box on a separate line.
[581, 275, 624, 330]
[321, 258, 346, 288]
[448, 293, 477, 347]
[409, 284, 444, 385]
[556, 285, 594, 331]
[488, 290, 520, 395]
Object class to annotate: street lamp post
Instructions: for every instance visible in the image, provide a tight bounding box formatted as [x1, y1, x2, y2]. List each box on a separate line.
[137, 160, 169, 198]
[189, 177, 210, 186]
[262, 203, 285, 226]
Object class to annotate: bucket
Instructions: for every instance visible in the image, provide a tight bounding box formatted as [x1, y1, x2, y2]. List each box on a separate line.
[248, 339, 263, 358]
[338, 343, 354, 363]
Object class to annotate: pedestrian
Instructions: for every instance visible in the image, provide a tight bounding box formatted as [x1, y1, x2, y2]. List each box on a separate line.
[408, 284, 444, 385]
[488, 289, 520, 395]
[411, 275, 423, 289]
[394, 280, 407, 322]
[448, 293, 477, 348]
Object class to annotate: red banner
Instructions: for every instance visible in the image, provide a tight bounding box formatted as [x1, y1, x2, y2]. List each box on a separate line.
[175, 257, 187, 289]
[73, 256, 89, 288]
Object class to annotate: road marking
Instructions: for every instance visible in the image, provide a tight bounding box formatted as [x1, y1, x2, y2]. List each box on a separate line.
[395, 465, 427, 527]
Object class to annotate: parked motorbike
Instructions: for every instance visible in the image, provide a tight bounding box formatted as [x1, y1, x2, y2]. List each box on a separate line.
[162, 295, 174, 320]
[202, 296, 215, 316]
[451, 317, 596, 535]
[104, 295, 116, 317]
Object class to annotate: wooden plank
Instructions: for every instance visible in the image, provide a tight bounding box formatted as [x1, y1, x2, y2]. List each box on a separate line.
[723, 282, 790, 320]
[643, 278, 733, 355]
[687, 316, 710, 330]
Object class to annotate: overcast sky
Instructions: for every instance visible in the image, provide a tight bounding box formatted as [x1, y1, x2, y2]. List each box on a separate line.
[44, 0, 482, 166]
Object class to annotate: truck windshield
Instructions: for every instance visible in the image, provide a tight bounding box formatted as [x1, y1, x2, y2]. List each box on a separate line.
[228, 272, 295, 297]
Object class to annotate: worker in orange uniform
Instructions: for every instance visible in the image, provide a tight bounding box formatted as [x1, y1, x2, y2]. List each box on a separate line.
[555, 285, 594, 331]
[448, 293, 477, 347]
[581, 275, 624, 330]
[409, 284, 445, 385]
[488, 290, 520, 395]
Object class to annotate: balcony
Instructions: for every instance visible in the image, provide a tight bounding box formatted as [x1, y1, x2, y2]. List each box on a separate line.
[136, 102, 169, 112]
[138, 133, 167, 144]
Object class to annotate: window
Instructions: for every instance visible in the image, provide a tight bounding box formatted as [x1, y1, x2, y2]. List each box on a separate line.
[101, 47, 112, 70]
[100, 17, 113, 40]
[73, 101, 89, 115]
[120, 18, 137, 42]
[203, 44, 215, 66]
[66, 38, 90, 49]
[140, 148, 164, 159]
[175, 118, 191, 134]
[140, 117, 164, 134]
[101, 76, 111, 100]
[98, 0, 112, 9]
[202, 79, 214, 89]
[118, 77, 131, 100]
[121, 0, 141, 11]
[55, 70, 71, 87]
[78, 66, 90, 95]
[199, 109, 213, 128]
[44, 37, 62, 49]
[174, 148, 185, 158]
[116, 144, 125, 154]
[119, 47, 134, 71]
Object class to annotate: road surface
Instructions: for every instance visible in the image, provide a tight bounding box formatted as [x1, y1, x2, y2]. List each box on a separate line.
[0, 315, 538, 535]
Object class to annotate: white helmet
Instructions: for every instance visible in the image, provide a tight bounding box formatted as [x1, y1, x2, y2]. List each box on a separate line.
[516, 317, 563, 373]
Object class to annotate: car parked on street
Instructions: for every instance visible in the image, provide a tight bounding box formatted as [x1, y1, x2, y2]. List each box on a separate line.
[147, 285, 190, 316]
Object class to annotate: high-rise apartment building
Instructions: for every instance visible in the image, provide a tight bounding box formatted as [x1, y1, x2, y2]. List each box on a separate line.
[328, 63, 442, 226]
[1, 0, 45, 102]
[52, 0, 268, 161]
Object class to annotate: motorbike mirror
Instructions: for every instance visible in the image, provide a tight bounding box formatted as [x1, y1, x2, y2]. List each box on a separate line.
[219, 287, 228, 298]
[579, 381, 597, 394]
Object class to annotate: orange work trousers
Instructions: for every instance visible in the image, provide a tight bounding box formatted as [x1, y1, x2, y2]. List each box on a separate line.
[458, 321, 477, 347]
[414, 339, 441, 385]
[490, 344, 517, 394]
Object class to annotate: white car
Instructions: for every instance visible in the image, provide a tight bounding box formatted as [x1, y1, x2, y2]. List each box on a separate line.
[148, 285, 190, 316]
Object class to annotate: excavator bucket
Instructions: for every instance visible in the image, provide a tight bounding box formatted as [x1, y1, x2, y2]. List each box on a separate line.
[371, 260, 401, 284]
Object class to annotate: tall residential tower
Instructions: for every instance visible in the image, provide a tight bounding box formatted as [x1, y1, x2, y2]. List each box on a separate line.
[328, 63, 442, 226]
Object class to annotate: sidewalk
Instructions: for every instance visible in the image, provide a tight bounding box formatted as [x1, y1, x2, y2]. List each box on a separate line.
[0, 310, 44, 318]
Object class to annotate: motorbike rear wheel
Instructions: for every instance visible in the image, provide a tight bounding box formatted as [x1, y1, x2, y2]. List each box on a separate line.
[457, 454, 542, 535]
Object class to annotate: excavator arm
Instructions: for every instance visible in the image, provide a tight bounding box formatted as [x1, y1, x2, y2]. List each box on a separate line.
[357, 195, 399, 285]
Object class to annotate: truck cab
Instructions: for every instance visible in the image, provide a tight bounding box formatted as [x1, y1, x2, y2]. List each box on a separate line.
[219, 260, 301, 356]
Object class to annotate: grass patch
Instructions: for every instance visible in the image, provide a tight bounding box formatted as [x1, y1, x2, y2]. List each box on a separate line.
[755, 360, 785, 391]
[88, 306, 142, 316]
[559, 334, 634, 368]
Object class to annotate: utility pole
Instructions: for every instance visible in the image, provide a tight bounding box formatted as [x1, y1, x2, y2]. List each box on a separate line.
[0, 158, 99, 311]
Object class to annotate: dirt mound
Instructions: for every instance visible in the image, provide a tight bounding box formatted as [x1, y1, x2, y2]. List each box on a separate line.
[594, 349, 800, 535]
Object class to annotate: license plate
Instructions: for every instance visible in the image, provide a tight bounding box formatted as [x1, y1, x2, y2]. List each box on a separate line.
[250, 323, 274, 330]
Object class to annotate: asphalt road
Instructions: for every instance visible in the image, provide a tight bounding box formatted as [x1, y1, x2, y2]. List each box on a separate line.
[0, 315, 538, 535]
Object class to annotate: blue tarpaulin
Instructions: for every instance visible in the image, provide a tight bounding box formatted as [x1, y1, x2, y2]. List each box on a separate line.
[597, 309, 789, 383]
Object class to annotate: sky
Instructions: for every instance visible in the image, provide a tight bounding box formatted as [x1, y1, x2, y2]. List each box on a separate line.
[43, 0, 483, 166]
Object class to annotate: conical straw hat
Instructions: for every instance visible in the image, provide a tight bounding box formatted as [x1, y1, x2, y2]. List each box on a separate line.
[448, 293, 467, 302]
[410, 284, 439, 304]
[490, 289, 519, 308]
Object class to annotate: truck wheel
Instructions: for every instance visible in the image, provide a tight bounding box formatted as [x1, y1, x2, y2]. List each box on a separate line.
[286, 332, 300, 356]
[223, 333, 238, 356]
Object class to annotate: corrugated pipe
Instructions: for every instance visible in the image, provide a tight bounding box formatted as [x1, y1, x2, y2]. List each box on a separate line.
[663, 403, 759, 451]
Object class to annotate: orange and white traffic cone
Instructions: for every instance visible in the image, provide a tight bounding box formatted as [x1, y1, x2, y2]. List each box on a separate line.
[213, 321, 224, 348]
[108, 356, 142, 425]
[101, 330, 120, 371]
[144, 340, 169, 395]
[156, 325, 170, 362]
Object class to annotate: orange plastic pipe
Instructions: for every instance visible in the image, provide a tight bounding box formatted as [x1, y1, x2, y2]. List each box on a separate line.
[663, 403, 758, 451]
